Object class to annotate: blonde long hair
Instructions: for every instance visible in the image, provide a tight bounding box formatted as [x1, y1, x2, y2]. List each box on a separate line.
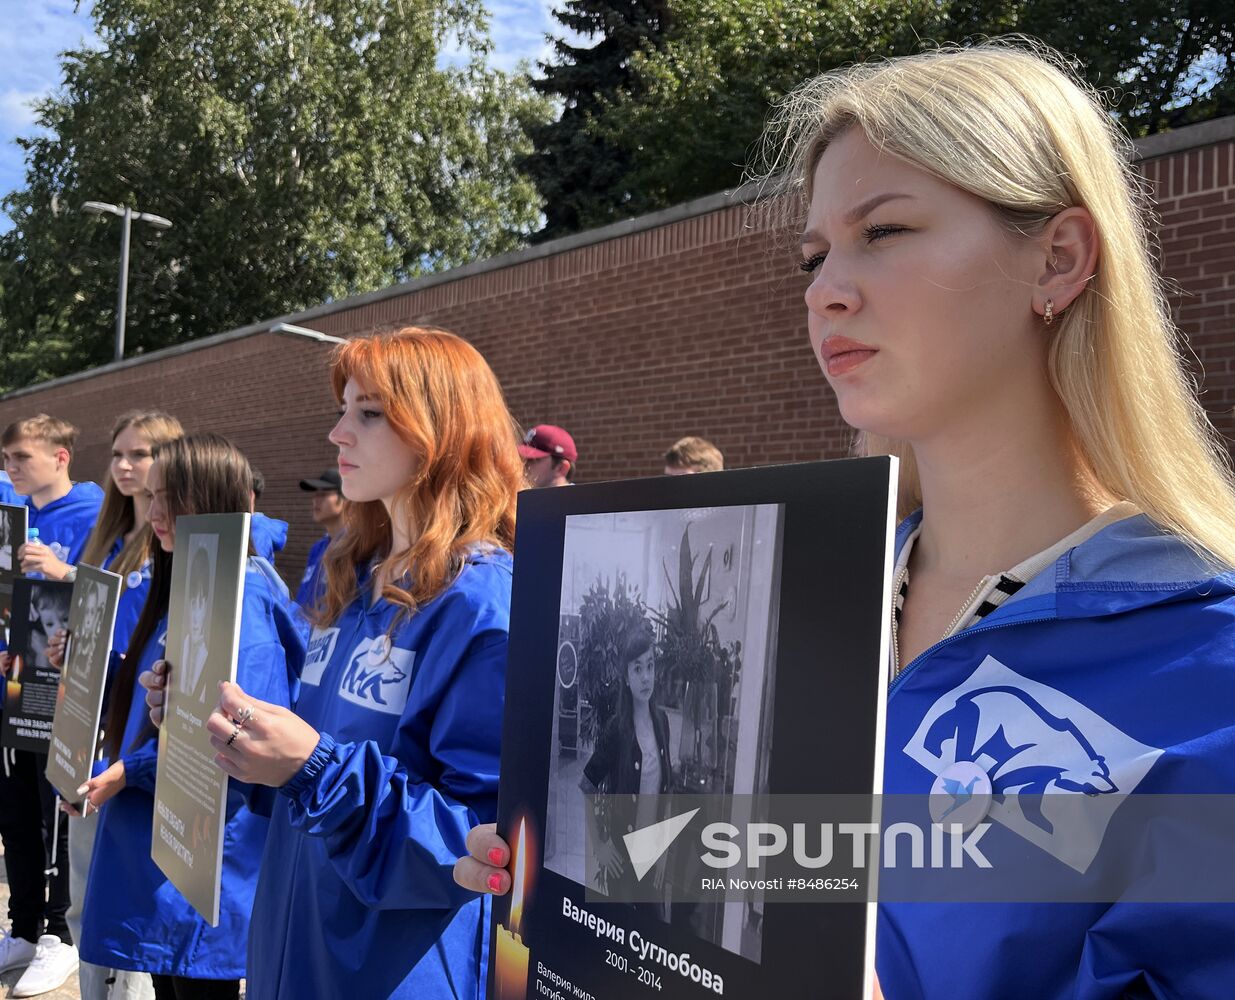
[756, 39, 1235, 568]
[81, 410, 183, 576]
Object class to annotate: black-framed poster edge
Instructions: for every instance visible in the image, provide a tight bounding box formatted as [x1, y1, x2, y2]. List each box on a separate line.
[2, 576, 74, 753]
[45, 562, 124, 805]
[490, 457, 898, 1000]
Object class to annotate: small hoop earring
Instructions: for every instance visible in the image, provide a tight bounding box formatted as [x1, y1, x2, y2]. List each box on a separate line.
[1043, 299, 1054, 326]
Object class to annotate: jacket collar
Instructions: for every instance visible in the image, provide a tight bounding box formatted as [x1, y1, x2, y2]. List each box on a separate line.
[895, 509, 1235, 624]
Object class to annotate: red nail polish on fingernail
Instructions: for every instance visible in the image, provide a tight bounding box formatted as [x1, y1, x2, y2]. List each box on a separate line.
[488, 847, 505, 865]
[487, 873, 504, 893]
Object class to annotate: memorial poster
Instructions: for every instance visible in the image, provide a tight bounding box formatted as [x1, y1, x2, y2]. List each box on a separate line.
[2, 577, 73, 752]
[45, 564, 123, 803]
[151, 512, 250, 925]
[490, 458, 898, 999]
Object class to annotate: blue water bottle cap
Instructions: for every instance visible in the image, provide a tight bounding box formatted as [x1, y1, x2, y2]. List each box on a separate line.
[27, 527, 39, 540]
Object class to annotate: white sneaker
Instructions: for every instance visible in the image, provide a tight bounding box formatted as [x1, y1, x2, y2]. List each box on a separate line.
[0, 929, 36, 973]
[11, 935, 78, 997]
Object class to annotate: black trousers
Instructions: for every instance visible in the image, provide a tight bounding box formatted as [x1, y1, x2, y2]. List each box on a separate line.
[151, 975, 240, 1000]
[0, 748, 72, 944]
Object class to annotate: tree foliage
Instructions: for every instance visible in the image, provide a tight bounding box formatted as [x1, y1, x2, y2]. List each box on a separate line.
[559, 0, 1234, 223]
[523, 0, 670, 239]
[0, 0, 549, 390]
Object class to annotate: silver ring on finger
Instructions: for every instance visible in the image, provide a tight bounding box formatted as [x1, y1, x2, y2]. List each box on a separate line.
[232, 706, 254, 729]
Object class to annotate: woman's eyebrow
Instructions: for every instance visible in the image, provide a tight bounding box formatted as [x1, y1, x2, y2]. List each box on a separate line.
[801, 192, 916, 243]
[843, 191, 913, 224]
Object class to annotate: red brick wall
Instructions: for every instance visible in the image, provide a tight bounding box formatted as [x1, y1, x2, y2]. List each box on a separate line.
[1140, 140, 1235, 442]
[307, 135, 1235, 483]
[310, 206, 839, 483]
[0, 332, 339, 585]
[1, 121, 1233, 583]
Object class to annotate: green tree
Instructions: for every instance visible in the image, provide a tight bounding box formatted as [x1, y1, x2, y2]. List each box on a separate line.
[523, 0, 671, 239]
[0, 0, 549, 391]
[1019, 0, 1234, 133]
[584, 0, 1233, 219]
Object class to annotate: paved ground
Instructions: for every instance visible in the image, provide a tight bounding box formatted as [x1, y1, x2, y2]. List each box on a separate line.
[0, 847, 245, 1000]
[0, 847, 80, 999]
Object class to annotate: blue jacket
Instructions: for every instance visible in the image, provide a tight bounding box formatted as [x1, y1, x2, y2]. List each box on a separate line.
[0, 471, 20, 506]
[0, 479, 103, 665]
[250, 513, 288, 565]
[877, 512, 1235, 999]
[294, 533, 330, 609]
[247, 548, 512, 1000]
[25, 480, 104, 567]
[103, 536, 153, 656]
[80, 559, 301, 979]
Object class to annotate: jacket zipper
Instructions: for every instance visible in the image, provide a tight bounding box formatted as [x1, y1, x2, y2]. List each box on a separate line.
[889, 613, 1055, 699]
[892, 573, 991, 681]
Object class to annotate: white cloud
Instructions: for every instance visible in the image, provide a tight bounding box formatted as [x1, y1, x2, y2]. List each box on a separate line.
[439, 1, 583, 73]
[0, 0, 580, 211]
[486, 0, 560, 70]
[0, 0, 99, 208]
[437, 0, 565, 72]
[0, 89, 48, 132]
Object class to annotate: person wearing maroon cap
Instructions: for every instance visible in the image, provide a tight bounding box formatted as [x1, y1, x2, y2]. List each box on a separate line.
[518, 425, 577, 488]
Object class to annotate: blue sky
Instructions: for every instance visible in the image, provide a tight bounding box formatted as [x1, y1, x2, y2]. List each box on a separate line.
[0, 0, 565, 215]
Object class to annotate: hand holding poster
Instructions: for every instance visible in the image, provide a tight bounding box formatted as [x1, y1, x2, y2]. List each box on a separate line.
[45, 564, 123, 804]
[151, 512, 250, 925]
[2, 577, 73, 752]
[490, 458, 898, 1000]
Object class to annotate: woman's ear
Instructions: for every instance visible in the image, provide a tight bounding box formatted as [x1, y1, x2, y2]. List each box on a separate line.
[1036, 206, 1098, 319]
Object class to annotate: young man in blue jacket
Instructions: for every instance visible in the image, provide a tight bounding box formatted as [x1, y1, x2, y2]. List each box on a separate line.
[0, 414, 103, 996]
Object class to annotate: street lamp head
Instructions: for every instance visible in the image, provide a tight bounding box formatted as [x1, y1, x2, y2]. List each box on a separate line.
[81, 200, 122, 217]
[80, 197, 172, 366]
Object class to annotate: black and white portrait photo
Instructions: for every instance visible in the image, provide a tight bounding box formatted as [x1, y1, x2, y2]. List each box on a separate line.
[543, 504, 783, 963]
[66, 579, 109, 687]
[30, 581, 72, 670]
[179, 533, 217, 703]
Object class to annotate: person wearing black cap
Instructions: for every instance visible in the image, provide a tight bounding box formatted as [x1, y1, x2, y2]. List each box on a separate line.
[296, 469, 344, 608]
[518, 425, 578, 488]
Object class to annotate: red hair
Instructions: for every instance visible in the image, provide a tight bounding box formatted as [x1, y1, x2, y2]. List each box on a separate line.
[315, 327, 522, 623]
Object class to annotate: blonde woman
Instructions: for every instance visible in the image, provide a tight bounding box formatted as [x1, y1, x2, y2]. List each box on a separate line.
[79, 410, 184, 655]
[69, 409, 181, 1000]
[457, 41, 1235, 998]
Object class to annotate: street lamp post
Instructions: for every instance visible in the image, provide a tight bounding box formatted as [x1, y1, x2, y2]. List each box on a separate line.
[80, 201, 173, 362]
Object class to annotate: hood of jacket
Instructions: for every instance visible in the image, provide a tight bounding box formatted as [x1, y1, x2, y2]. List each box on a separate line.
[249, 512, 289, 561]
[26, 479, 104, 520]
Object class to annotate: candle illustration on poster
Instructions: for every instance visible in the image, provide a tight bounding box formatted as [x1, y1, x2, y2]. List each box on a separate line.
[494, 817, 531, 1000]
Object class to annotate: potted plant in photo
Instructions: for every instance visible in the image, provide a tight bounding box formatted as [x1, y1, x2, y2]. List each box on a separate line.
[653, 525, 742, 793]
[577, 573, 648, 749]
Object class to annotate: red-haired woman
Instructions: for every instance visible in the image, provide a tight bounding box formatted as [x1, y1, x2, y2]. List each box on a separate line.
[144, 328, 522, 998]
